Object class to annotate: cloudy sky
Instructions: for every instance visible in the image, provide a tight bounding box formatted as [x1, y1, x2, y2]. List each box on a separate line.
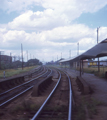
[0, 0, 107, 62]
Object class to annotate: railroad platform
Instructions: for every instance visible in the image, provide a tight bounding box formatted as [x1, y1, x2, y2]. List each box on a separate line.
[64, 68, 107, 105]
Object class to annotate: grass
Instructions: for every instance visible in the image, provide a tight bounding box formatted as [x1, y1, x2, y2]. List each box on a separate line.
[58, 64, 107, 78]
[74, 97, 103, 120]
[0, 65, 39, 79]
[83, 66, 107, 78]
[74, 102, 86, 120]
[22, 100, 40, 111]
[44, 105, 68, 112]
[86, 98, 103, 119]
[11, 102, 40, 114]
[11, 104, 68, 120]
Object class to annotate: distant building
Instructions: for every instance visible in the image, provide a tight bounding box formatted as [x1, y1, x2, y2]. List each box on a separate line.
[100, 61, 107, 66]
[0, 55, 12, 64]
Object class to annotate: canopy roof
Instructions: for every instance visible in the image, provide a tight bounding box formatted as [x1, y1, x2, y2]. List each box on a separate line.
[60, 38, 107, 63]
[80, 38, 107, 59]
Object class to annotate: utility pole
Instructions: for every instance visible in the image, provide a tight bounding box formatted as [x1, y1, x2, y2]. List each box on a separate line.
[97, 27, 100, 72]
[18, 56, 21, 61]
[10, 53, 11, 63]
[30, 54, 31, 59]
[27, 51, 28, 62]
[61, 52, 62, 59]
[21, 43, 23, 70]
[10, 53, 12, 69]
[26, 51, 29, 67]
[77, 42, 79, 55]
[13, 56, 16, 62]
[0, 51, 4, 70]
[0, 51, 1, 70]
[69, 50, 71, 58]
[97, 27, 100, 44]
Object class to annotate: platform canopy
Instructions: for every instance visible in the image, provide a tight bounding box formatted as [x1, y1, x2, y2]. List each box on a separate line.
[80, 38, 107, 59]
[60, 38, 107, 63]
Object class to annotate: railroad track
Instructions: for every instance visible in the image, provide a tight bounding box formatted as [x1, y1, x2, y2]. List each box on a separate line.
[30, 68, 72, 120]
[0, 66, 52, 107]
[0, 65, 47, 96]
[0, 66, 44, 93]
[0, 67, 72, 120]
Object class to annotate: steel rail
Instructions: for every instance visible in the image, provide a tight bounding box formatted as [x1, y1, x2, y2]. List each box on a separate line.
[48, 67, 72, 120]
[0, 86, 33, 107]
[30, 65, 44, 76]
[0, 67, 48, 96]
[63, 71, 72, 120]
[31, 71, 61, 120]
[0, 68, 52, 107]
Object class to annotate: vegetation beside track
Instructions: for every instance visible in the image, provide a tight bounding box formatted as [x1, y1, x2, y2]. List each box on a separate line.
[77, 66, 107, 78]
[73, 97, 103, 120]
[49, 65, 107, 78]
[0, 65, 39, 79]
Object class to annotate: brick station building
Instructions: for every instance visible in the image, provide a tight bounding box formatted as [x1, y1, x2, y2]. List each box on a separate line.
[0, 55, 12, 64]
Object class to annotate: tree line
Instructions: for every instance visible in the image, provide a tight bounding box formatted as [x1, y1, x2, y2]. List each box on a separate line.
[0, 58, 42, 70]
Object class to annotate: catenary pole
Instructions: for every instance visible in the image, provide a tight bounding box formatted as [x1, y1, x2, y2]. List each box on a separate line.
[21, 43, 23, 70]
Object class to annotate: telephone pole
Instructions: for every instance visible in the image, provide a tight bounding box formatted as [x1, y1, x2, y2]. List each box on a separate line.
[97, 27, 100, 44]
[69, 50, 71, 58]
[57, 55, 58, 61]
[10, 53, 11, 63]
[97, 27, 100, 72]
[0, 51, 4, 70]
[30, 54, 31, 59]
[61, 52, 62, 59]
[27, 51, 28, 62]
[21, 43, 23, 70]
[77, 42, 79, 55]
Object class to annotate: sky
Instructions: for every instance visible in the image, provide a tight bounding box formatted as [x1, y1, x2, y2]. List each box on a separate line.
[0, 0, 107, 62]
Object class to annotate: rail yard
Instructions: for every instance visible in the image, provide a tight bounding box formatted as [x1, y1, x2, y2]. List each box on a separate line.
[0, 66, 72, 120]
[0, 65, 107, 120]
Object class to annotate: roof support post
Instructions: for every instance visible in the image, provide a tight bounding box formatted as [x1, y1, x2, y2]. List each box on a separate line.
[82, 60, 83, 75]
[80, 60, 81, 76]
[97, 27, 100, 73]
[98, 58, 100, 72]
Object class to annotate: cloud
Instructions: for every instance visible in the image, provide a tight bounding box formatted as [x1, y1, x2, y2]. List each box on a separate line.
[0, 24, 103, 50]
[7, 9, 69, 31]
[0, 0, 41, 13]
[6, 0, 107, 32]
[1, 0, 107, 61]
[1, 0, 106, 17]
[1, 25, 107, 61]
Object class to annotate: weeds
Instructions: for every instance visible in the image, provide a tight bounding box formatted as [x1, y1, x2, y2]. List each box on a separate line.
[11, 105, 25, 113]
[74, 97, 103, 120]
[44, 105, 68, 112]
[22, 100, 40, 111]
[0, 66, 38, 78]
[86, 98, 103, 118]
[11, 100, 40, 114]
[74, 103, 86, 120]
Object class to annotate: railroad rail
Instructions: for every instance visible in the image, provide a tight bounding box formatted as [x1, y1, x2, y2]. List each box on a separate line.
[31, 68, 72, 120]
[0, 67, 52, 107]
[0, 66, 44, 92]
[0, 66, 46, 96]
[0, 67, 72, 120]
